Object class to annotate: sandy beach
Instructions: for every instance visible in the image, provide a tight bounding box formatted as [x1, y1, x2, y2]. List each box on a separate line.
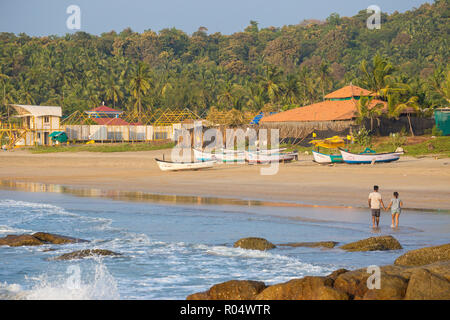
[0, 149, 449, 211]
[0, 150, 450, 210]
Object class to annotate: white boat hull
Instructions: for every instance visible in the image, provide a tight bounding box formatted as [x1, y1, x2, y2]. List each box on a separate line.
[312, 151, 333, 164]
[193, 149, 245, 162]
[339, 149, 401, 164]
[193, 148, 214, 161]
[246, 151, 297, 164]
[155, 159, 215, 171]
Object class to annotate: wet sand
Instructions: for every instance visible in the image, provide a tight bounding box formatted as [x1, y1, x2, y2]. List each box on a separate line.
[0, 149, 449, 210]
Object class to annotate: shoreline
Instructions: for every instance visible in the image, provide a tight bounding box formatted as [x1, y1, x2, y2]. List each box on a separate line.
[1, 179, 449, 214]
[0, 149, 449, 211]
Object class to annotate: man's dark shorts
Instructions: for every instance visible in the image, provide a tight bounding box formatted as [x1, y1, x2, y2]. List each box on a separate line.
[371, 209, 381, 217]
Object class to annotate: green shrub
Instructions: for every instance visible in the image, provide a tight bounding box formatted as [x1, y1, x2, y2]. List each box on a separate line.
[354, 127, 372, 147]
[431, 125, 443, 136]
[389, 131, 407, 148]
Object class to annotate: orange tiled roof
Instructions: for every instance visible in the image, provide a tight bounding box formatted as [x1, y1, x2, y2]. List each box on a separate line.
[260, 99, 387, 123]
[324, 85, 376, 99]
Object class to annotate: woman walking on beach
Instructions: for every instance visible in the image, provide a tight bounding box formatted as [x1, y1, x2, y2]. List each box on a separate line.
[386, 192, 403, 229]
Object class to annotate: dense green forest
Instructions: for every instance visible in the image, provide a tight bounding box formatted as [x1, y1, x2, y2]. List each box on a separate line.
[0, 0, 449, 120]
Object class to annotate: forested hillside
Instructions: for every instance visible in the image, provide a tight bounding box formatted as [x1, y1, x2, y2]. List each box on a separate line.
[0, 0, 448, 118]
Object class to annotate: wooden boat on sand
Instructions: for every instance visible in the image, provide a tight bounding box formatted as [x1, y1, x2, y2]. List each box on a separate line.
[155, 158, 215, 171]
[339, 148, 402, 164]
[246, 151, 298, 164]
[312, 151, 343, 164]
[310, 136, 345, 164]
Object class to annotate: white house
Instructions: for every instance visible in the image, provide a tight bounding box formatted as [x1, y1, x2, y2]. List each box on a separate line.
[10, 104, 62, 146]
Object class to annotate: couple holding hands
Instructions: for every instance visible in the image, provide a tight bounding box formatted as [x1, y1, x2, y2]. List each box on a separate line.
[368, 185, 403, 229]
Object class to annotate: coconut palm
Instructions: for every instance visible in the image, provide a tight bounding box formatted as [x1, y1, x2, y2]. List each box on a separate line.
[318, 62, 331, 101]
[258, 66, 282, 103]
[355, 95, 385, 132]
[359, 54, 395, 95]
[429, 69, 450, 104]
[104, 76, 123, 108]
[282, 74, 301, 105]
[129, 62, 152, 114]
[386, 94, 420, 136]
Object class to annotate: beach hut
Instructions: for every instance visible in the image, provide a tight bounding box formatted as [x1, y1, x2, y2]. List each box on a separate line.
[260, 84, 434, 140]
[9, 104, 62, 146]
[259, 85, 386, 140]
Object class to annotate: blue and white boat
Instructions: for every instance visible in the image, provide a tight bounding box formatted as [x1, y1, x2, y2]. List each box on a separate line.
[339, 148, 402, 164]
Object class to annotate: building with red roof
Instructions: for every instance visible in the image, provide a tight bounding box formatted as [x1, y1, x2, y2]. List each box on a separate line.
[85, 104, 130, 125]
[260, 85, 387, 139]
[261, 85, 386, 124]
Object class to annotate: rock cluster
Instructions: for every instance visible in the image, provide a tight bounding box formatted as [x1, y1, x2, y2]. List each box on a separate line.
[339, 235, 403, 252]
[278, 241, 338, 249]
[233, 237, 276, 251]
[0, 232, 88, 247]
[52, 249, 121, 261]
[394, 243, 450, 266]
[187, 242, 450, 300]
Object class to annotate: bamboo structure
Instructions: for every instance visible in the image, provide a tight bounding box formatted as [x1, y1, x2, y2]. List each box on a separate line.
[60, 107, 203, 142]
[0, 123, 33, 149]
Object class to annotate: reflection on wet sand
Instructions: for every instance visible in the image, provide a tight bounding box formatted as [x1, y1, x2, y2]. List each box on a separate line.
[0, 179, 356, 209]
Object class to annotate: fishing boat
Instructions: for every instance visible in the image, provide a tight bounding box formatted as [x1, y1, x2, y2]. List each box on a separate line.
[312, 151, 343, 164]
[339, 148, 402, 164]
[155, 158, 215, 171]
[193, 148, 215, 161]
[193, 148, 245, 162]
[246, 151, 298, 164]
[310, 136, 345, 164]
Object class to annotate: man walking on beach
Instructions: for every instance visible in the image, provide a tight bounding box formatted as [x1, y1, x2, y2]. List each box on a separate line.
[368, 185, 385, 229]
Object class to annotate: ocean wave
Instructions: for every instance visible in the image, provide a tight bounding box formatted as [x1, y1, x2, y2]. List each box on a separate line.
[0, 258, 120, 300]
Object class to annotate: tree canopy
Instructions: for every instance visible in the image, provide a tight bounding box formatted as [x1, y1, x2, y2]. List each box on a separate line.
[0, 0, 448, 120]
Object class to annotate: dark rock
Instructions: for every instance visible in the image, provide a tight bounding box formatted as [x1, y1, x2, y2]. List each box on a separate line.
[326, 269, 349, 281]
[421, 260, 450, 281]
[404, 268, 450, 300]
[256, 276, 348, 300]
[233, 237, 276, 251]
[0, 234, 44, 247]
[362, 274, 408, 300]
[0, 232, 88, 247]
[208, 280, 267, 300]
[278, 241, 338, 249]
[186, 291, 210, 300]
[53, 249, 121, 260]
[32, 232, 88, 244]
[333, 269, 370, 299]
[339, 235, 402, 252]
[394, 243, 450, 266]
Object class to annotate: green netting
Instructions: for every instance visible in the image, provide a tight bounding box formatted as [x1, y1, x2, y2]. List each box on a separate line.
[435, 110, 450, 136]
[49, 131, 68, 143]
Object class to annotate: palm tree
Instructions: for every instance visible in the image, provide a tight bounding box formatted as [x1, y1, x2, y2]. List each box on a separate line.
[258, 66, 281, 103]
[429, 69, 450, 104]
[355, 95, 384, 132]
[282, 74, 301, 105]
[359, 54, 395, 95]
[386, 94, 420, 136]
[318, 62, 331, 101]
[0, 72, 10, 117]
[129, 62, 152, 115]
[105, 76, 123, 108]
